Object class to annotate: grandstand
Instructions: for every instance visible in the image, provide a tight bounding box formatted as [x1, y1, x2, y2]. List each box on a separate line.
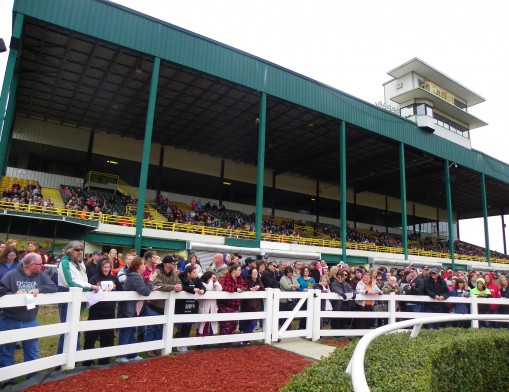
[1, 0, 509, 271]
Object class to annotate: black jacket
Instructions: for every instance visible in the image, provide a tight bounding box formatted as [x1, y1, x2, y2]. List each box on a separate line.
[175, 276, 206, 314]
[424, 277, 450, 313]
[261, 270, 279, 289]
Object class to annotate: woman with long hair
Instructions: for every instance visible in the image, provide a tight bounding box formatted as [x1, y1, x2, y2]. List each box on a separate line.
[185, 253, 203, 278]
[174, 265, 206, 353]
[117, 256, 154, 363]
[197, 271, 222, 338]
[240, 268, 264, 342]
[218, 264, 247, 336]
[83, 259, 120, 366]
[0, 246, 19, 280]
[108, 248, 124, 276]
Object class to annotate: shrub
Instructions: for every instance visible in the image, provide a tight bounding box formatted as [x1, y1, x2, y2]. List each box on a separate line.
[281, 328, 509, 392]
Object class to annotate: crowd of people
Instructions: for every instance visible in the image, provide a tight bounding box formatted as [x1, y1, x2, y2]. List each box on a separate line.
[1, 239, 509, 387]
[1, 181, 55, 210]
[60, 186, 133, 218]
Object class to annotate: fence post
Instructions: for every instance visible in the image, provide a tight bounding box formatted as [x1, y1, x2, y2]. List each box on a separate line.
[162, 291, 176, 355]
[312, 289, 322, 341]
[62, 287, 83, 370]
[470, 295, 479, 328]
[388, 292, 397, 324]
[271, 289, 281, 342]
[264, 288, 274, 344]
[305, 289, 315, 339]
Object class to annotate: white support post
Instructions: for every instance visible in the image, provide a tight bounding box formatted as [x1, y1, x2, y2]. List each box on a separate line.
[312, 289, 322, 341]
[388, 292, 397, 324]
[272, 289, 281, 342]
[62, 287, 83, 370]
[470, 295, 479, 329]
[264, 288, 274, 344]
[306, 289, 315, 339]
[162, 291, 176, 355]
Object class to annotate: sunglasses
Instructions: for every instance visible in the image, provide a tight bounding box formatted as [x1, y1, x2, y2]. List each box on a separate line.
[74, 248, 83, 252]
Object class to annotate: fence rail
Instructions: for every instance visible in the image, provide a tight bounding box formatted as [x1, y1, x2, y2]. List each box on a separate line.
[0, 289, 508, 381]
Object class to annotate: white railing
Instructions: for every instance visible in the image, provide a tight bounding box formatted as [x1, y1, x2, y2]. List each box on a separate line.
[345, 314, 509, 392]
[1, 289, 508, 382]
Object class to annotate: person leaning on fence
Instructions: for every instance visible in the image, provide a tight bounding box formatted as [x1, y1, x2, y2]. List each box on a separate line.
[279, 266, 299, 327]
[354, 271, 381, 329]
[498, 275, 509, 329]
[218, 264, 247, 336]
[83, 258, 120, 366]
[401, 268, 424, 313]
[145, 255, 182, 356]
[330, 270, 355, 331]
[450, 277, 470, 328]
[174, 265, 206, 353]
[116, 256, 155, 363]
[313, 275, 332, 329]
[423, 268, 450, 329]
[57, 241, 100, 355]
[239, 267, 264, 342]
[470, 277, 493, 328]
[0, 252, 57, 385]
[197, 271, 222, 338]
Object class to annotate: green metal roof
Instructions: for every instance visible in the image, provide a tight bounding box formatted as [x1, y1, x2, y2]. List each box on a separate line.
[11, 0, 509, 186]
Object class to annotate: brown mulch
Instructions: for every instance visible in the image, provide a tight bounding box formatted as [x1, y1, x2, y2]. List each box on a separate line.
[22, 346, 315, 392]
[321, 339, 351, 348]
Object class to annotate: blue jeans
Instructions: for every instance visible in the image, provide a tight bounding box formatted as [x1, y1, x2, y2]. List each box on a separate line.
[406, 303, 422, 313]
[243, 319, 257, 334]
[0, 314, 39, 376]
[145, 306, 163, 342]
[117, 311, 137, 359]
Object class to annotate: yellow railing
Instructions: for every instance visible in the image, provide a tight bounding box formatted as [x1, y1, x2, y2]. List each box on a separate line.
[1, 199, 507, 265]
[85, 171, 138, 198]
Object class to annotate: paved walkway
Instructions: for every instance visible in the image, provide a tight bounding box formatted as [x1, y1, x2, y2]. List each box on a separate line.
[273, 337, 336, 360]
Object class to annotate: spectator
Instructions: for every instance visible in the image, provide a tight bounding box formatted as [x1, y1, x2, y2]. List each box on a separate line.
[498, 275, 509, 328]
[240, 256, 256, 281]
[108, 248, 124, 276]
[0, 253, 57, 384]
[423, 268, 450, 329]
[206, 253, 228, 281]
[450, 277, 470, 328]
[0, 246, 19, 280]
[175, 265, 206, 353]
[197, 271, 222, 338]
[240, 268, 264, 344]
[83, 259, 120, 366]
[330, 270, 355, 330]
[218, 264, 247, 336]
[354, 271, 381, 329]
[313, 275, 332, 328]
[309, 261, 321, 283]
[279, 266, 299, 327]
[143, 251, 160, 283]
[186, 253, 203, 278]
[483, 272, 501, 328]
[401, 268, 424, 312]
[275, 260, 288, 282]
[116, 256, 154, 363]
[261, 261, 279, 289]
[57, 241, 100, 355]
[145, 255, 182, 356]
[85, 250, 104, 279]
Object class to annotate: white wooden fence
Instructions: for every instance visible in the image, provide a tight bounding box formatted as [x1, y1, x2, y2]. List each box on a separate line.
[0, 288, 508, 382]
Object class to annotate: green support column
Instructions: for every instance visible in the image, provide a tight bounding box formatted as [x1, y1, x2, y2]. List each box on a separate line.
[134, 57, 160, 254]
[0, 14, 24, 173]
[480, 173, 490, 266]
[0, 75, 18, 172]
[444, 160, 455, 268]
[340, 120, 347, 261]
[255, 93, 267, 242]
[399, 143, 408, 260]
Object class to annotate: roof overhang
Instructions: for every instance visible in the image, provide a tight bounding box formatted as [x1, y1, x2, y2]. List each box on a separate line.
[390, 88, 488, 129]
[387, 58, 485, 107]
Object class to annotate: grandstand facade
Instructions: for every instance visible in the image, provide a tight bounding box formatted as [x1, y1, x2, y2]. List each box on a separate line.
[1, 0, 509, 270]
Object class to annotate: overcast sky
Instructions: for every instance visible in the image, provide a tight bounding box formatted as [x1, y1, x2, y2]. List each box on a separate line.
[1, 0, 508, 253]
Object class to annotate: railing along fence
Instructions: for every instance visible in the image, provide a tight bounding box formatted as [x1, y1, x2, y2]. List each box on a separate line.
[1, 289, 509, 382]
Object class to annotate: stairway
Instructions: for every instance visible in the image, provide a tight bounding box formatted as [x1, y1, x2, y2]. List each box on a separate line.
[41, 187, 65, 208]
[146, 203, 168, 222]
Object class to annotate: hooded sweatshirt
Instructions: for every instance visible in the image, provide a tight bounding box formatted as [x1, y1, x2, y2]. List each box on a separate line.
[1, 263, 57, 321]
[483, 273, 500, 311]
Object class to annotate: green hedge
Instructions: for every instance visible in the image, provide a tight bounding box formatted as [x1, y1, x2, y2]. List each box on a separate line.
[281, 328, 509, 392]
